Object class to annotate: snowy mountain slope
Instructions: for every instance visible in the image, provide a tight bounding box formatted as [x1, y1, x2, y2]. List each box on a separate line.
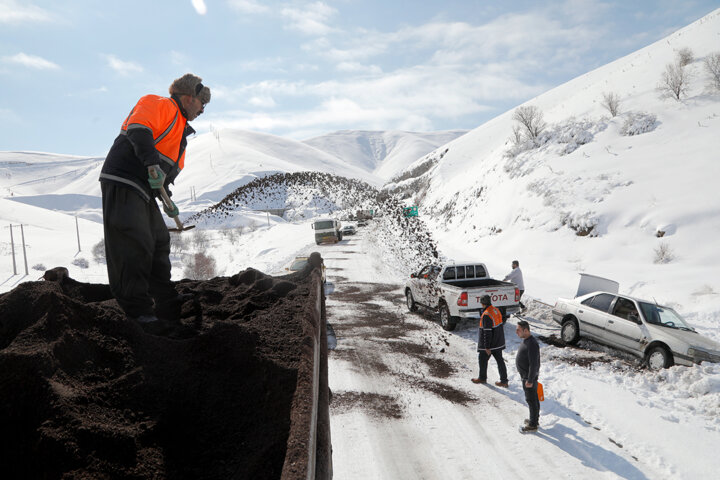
[303, 129, 467, 180]
[385, 8, 720, 324]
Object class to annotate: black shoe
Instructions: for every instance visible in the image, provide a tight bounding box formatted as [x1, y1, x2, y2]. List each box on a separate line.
[132, 314, 159, 324]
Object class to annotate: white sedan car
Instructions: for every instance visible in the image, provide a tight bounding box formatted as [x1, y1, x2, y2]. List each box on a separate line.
[552, 291, 720, 370]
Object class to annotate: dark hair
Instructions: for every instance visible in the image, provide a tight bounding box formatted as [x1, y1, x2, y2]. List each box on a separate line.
[480, 294, 491, 306]
[517, 320, 530, 331]
[512, 260, 519, 266]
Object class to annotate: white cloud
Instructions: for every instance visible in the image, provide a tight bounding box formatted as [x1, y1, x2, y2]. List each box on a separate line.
[248, 95, 277, 108]
[2, 52, 59, 70]
[191, 0, 207, 15]
[336, 62, 382, 74]
[281, 1, 338, 36]
[103, 54, 143, 75]
[170, 50, 189, 66]
[0, 0, 53, 24]
[227, 0, 270, 14]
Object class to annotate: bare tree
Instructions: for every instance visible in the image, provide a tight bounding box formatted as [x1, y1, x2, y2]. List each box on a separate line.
[705, 52, 720, 91]
[600, 91, 621, 117]
[512, 105, 547, 143]
[183, 252, 217, 280]
[657, 62, 689, 101]
[676, 47, 694, 67]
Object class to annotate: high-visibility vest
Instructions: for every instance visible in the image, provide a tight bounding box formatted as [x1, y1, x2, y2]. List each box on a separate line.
[120, 95, 187, 171]
[480, 305, 503, 328]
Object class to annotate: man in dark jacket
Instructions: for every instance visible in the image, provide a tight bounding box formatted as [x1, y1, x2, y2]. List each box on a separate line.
[515, 320, 541, 433]
[472, 295, 508, 387]
[99, 73, 210, 323]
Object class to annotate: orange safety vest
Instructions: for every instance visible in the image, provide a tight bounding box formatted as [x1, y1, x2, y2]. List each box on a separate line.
[120, 95, 187, 171]
[479, 305, 503, 328]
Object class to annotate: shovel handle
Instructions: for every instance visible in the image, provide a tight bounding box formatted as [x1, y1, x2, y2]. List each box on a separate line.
[149, 166, 184, 230]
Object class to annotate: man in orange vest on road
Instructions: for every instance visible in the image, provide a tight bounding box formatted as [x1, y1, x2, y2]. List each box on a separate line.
[472, 295, 508, 387]
[99, 73, 210, 323]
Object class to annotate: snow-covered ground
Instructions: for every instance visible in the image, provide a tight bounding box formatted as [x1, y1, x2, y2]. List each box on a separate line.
[1, 8, 720, 479]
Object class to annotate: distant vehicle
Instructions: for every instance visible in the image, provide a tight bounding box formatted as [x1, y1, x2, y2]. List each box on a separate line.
[552, 274, 720, 370]
[356, 209, 373, 220]
[286, 256, 326, 283]
[341, 225, 356, 235]
[405, 262, 520, 331]
[357, 220, 368, 227]
[312, 218, 343, 244]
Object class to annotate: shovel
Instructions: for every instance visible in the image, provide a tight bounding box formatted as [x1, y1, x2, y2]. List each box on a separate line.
[149, 167, 195, 232]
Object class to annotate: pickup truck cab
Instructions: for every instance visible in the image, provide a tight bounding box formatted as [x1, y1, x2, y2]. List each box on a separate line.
[552, 274, 720, 370]
[405, 262, 521, 331]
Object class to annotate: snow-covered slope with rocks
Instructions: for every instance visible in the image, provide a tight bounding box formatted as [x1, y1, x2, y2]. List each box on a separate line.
[303, 129, 467, 181]
[385, 9, 720, 331]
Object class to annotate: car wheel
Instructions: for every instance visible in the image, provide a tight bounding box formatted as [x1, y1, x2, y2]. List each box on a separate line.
[439, 303, 457, 331]
[646, 345, 673, 370]
[406, 290, 418, 312]
[561, 318, 580, 345]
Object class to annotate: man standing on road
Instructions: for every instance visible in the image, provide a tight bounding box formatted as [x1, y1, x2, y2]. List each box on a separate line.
[472, 295, 509, 388]
[515, 320, 541, 433]
[99, 73, 210, 323]
[504, 260, 525, 312]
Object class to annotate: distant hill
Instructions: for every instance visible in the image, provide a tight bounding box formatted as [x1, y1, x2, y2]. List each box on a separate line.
[303, 130, 467, 181]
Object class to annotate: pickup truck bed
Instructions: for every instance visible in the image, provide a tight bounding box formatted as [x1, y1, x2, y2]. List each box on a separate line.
[405, 262, 520, 331]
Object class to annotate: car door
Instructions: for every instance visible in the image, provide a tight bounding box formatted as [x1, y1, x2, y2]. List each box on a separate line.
[413, 265, 433, 305]
[577, 293, 616, 339]
[605, 297, 646, 354]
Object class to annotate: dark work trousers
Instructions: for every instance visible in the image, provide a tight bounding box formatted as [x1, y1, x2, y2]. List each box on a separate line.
[478, 349, 508, 383]
[518, 290, 525, 309]
[101, 182, 176, 318]
[523, 380, 540, 427]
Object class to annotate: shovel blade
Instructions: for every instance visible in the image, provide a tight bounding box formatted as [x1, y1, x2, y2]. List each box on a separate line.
[168, 224, 196, 233]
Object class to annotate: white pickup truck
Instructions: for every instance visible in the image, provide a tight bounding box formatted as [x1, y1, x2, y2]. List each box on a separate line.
[405, 262, 521, 331]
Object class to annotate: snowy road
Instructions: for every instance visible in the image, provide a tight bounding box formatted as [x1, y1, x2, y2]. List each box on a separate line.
[321, 229, 677, 480]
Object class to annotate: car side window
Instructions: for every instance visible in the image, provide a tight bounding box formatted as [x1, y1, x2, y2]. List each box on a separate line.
[443, 267, 456, 280]
[456, 267, 466, 279]
[612, 297, 641, 323]
[587, 293, 615, 313]
[427, 266, 441, 280]
[475, 265, 487, 277]
[418, 266, 431, 278]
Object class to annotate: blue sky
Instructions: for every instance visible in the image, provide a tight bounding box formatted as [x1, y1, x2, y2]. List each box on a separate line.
[1, 0, 718, 156]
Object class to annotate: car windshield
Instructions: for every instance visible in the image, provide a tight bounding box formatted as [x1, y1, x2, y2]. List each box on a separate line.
[289, 259, 308, 271]
[639, 302, 694, 331]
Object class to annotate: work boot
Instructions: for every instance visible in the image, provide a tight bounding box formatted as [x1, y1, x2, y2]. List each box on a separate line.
[520, 424, 538, 433]
[495, 381, 509, 388]
[132, 314, 159, 323]
[471, 378, 486, 384]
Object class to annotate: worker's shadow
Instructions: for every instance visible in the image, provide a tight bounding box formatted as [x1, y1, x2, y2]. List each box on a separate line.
[533, 422, 649, 480]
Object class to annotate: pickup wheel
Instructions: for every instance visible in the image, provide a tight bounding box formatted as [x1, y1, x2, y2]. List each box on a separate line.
[439, 303, 457, 331]
[561, 318, 580, 345]
[646, 345, 673, 370]
[406, 290, 418, 312]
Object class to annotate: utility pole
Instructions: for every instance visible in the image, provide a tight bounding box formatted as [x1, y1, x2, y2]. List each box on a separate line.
[20, 224, 28, 275]
[9, 223, 17, 275]
[75, 216, 81, 252]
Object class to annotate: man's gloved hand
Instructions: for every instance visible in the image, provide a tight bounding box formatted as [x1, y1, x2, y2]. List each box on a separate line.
[163, 200, 179, 218]
[147, 165, 166, 190]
